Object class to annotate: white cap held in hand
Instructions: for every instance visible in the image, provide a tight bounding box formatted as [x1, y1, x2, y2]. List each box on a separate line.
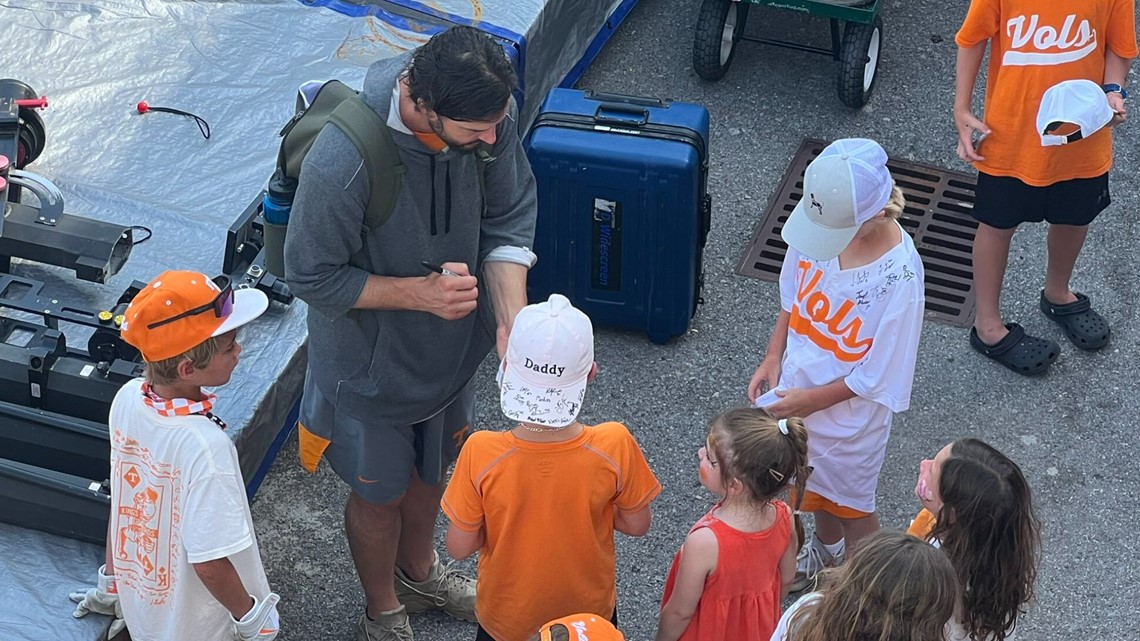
[1037, 79, 1115, 146]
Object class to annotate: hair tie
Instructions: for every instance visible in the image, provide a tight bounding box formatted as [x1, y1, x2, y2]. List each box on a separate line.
[778, 418, 789, 435]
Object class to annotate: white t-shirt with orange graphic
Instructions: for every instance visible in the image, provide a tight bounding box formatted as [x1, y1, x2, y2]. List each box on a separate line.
[957, 0, 1138, 186]
[109, 378, 271, 641]
[769, 225, 925, 513]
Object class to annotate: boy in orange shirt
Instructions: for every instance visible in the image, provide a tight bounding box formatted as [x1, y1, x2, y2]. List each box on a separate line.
[954, 0, 1137, 375]
[442, 294, 662, 641]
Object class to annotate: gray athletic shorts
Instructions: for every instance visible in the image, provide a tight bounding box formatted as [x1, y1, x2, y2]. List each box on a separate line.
[299, 375, 475, 504]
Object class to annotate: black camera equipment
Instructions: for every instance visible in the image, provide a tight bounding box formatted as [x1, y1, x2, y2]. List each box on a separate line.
[223, 192, 294, 306]
[0, 80, 134, 284]
[0, 80, 294, 544]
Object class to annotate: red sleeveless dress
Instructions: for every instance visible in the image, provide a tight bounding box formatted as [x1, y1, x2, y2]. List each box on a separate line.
[660, 501, 792, 641]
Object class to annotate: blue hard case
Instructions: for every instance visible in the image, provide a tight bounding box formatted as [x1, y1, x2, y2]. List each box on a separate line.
[525, 89, 711, 344]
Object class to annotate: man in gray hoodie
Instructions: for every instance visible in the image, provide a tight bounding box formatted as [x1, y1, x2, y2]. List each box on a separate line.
[284, 26, 537, 641]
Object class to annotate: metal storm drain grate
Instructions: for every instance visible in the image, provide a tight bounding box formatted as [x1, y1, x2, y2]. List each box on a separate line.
[736, 138, 979, 328]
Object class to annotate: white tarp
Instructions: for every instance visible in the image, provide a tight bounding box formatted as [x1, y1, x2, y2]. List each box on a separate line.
[1, 2, 387, 638]
[0, 0, 628, 637]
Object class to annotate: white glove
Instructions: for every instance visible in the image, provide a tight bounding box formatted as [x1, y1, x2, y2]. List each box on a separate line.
[231, 592, 281, 641]
[69, 564, 127, 638]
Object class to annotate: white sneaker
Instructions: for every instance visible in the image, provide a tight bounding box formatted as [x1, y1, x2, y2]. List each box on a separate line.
[791, 534, 843, 592]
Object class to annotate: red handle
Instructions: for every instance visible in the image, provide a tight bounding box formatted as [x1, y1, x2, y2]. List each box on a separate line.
[14, 97, 47, 110]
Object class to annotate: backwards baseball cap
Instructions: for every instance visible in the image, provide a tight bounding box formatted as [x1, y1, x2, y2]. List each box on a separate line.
[499, 294, 593, 428]
[1037, 79, 1115, 146]
[537, 613, 624, 641]
[121, 270, 269, 362]
[780, 138, 894, 261]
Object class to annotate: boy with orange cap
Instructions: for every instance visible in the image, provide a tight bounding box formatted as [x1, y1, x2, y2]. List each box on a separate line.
[68, 271, 281, 641]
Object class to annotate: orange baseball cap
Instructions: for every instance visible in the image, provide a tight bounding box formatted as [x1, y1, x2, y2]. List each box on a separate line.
[538, 614, 623, 641]
[120, 270, 269, 362]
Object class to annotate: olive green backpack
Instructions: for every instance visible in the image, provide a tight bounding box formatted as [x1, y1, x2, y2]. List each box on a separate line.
[277, 79, 406, 232]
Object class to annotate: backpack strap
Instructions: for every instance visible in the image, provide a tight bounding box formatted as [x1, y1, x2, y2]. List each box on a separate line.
[328, 97, 406, 232]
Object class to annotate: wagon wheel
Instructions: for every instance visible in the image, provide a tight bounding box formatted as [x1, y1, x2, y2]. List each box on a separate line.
[693, 0, 750, 81]
[837, 14, 883, 108]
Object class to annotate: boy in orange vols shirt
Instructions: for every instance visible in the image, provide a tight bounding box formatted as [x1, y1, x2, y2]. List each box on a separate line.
[954, 0, 1137, 375]
[442, 294, 662, 641]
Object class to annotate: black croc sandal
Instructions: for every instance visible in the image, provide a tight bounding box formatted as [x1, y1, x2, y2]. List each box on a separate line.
[1040, 291, 1110, 351]
[969, 322, 1059, 376]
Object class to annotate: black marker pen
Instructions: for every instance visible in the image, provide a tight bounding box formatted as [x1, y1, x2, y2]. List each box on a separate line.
[421, 261, 459, 277]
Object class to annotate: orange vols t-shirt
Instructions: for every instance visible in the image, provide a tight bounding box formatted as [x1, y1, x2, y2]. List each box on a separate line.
[956, 0, 1138, 186]
[442, 423, 662, 641]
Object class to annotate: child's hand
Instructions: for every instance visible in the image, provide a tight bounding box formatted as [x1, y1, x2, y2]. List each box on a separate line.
[1108, 92, 1127, 126]
[231, 593, 281, 641]
[954, 109, 990, 162]
[747, 356, 781, 403]
[69, 565, 126, 638]
[767, 388, 816, 419]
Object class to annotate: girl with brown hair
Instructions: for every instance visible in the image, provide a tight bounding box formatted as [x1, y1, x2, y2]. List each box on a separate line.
[771, 530, 959, 641]
[910, 438, 1042, 640]
[656, 408, 812, 641]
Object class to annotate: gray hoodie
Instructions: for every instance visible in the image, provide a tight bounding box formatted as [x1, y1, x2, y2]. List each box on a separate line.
[284, 53, 537, 426]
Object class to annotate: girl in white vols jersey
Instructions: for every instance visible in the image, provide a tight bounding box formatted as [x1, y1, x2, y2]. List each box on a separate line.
[747, 139, 926, 590]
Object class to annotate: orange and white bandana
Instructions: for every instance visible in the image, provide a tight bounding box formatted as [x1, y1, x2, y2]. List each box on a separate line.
[141, 382, 227, 430]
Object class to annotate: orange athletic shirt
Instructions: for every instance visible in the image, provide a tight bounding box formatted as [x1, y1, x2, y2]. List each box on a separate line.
[956, 0, 1138, 186]
[907, 508, 937, 540]
[442, 423, 662, 641]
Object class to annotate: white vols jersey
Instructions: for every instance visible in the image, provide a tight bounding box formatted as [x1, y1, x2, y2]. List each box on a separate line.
[772, 223, 925, 512]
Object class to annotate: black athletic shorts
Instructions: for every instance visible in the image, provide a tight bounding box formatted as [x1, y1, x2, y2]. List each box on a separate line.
[971, 171, 1111, 230]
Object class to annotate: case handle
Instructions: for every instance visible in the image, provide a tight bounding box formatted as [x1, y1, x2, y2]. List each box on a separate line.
[583, 90, 672, 108]
[593, 102, 649, 127]
[586, 91, 673, 127]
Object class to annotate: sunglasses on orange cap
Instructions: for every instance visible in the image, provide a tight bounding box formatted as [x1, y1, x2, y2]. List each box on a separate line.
[146, 275, 234, 330]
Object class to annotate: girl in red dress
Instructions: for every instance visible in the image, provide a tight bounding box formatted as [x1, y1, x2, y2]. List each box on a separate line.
[656, 408, 810, 641]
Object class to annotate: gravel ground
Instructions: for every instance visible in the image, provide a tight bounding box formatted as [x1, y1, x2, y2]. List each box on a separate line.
[252, 1, 1140, 639]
